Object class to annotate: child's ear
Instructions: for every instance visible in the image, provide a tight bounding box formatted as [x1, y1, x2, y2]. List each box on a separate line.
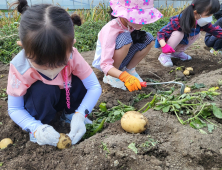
[73, 39, 76, 45]
[193, 10, 197, 15]
[17, 41, 23, 47]
[193, 10, 200, 20]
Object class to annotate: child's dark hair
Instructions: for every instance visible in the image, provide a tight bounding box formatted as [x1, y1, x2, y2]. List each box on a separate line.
[14, 0, 81, 68]
[109, 7, 117, 20]
[213, 3, 222, 20]
[179, 0, 220, 34]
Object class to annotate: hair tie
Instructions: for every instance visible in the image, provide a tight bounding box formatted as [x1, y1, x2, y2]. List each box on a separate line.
[191, 3, 195, 7]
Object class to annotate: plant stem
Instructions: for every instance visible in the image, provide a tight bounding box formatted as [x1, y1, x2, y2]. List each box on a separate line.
[183, 103, 206, 124]
[156, 96, 200, 105]
[142, 95, 156, 113]
[200, 115, 220, 128]
[138, 102, 149, 112]
[182, 104, 201, 106]
[172, 105, 184, 124]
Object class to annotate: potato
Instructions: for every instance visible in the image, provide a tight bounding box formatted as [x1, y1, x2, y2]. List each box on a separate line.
[186, 67, 193, 71]
[121, 111, 148, 134]
[183, 70, 190, 76]
[0, 138, 13, 149]
[57, 133, 72, 149]
[184, 87, 191, 93]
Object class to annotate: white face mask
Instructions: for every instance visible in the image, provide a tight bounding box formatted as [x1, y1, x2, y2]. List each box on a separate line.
[197, 15, 212, 27]
[29, 60, 65, 79]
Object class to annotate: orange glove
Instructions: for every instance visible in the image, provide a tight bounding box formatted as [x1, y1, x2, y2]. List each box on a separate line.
[119, 71, 141, 92]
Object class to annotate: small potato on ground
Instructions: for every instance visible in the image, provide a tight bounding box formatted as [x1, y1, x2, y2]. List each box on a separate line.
[183, 70, 190, 76]
[57, 133, 72, 149]
[121, 111, 148, 134]
[186, 67, 193, 71]
[0, 138, 13, 149]
[184, 87, 191, 93]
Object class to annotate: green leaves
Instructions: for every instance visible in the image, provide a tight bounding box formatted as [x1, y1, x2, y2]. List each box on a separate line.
[74, 21, 106, 52]
[128, 143, 138, 154]
[95, 101, 135, 123]
[162, 105, 171, 113]
[138, 89, 222, 133]
[190, 119, 206, 129]
[82, 118, 106, 140]
[212, 105, 222, 119]
[0, 22, 21, 63]
[199, 129, 208, 134]
[99, 103, 107, 112]
[132, 92, 152, 105]
[207, 124, 214, 133]
[191, 83, 205, 89]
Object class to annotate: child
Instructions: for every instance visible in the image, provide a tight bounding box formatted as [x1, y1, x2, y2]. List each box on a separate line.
[155, 0, 222, 67]
[205, 3, 222, 54]
[92, 0, 163, 91]
[7, 0, 102, 146]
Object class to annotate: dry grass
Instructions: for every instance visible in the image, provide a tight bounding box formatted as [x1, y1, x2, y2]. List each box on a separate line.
[159, 4, 188, 17]
[0, 2, 188, 27]
[0, 10, 21, 27]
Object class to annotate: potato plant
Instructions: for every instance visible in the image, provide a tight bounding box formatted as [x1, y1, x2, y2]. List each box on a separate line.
[139, 87, 222, 133]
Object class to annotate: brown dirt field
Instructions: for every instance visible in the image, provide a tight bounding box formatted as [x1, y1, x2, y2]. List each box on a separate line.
[0, 33, 222, 170]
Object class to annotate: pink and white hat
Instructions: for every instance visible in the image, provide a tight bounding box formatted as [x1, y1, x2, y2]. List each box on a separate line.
[110, 0, 163, 24]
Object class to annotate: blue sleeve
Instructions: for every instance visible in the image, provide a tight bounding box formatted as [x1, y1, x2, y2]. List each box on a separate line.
[76, 72, 102, 116]
[8, 95, 43, 133]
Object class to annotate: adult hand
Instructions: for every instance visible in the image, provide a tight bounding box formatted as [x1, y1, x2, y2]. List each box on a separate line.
[119, 71, 141, 92]
[67, 112, 86, 145]
[34, 124, 60, 146]
[161, 44, 175, 53]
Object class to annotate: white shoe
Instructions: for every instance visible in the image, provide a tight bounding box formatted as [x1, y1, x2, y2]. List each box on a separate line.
[103, 75, 126, 90]
[158, 53, 173, 67]
[122, 67, 143, 82]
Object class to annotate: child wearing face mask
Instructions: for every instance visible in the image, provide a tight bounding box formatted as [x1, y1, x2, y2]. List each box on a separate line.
[205, 3, 222, 54]
[7, 0, 102, 147]
[92, 0, 163, 91]
[155, 0, 222, 67]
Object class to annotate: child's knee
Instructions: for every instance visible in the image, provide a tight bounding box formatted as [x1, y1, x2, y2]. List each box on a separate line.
[145, 41, 154, 50]
[171, 31, 184, 38]
[150, 41, 155, 47]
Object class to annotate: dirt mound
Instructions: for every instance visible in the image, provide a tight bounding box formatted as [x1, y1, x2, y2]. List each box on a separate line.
[0, 33, 222, 169]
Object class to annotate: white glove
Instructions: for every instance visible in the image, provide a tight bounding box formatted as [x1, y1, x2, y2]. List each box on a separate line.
[34, 124, 60, 147]
[68, 112, 86, 145]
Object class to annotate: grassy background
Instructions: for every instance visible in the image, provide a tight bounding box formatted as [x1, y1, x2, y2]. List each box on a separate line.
[0, 4, 185, 63]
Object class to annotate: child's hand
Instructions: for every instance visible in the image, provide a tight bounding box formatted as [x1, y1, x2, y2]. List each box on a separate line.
[161, 44, 175, 53]
[34, 124, 60, 146]
[119, 71, 141, 92]
[67, 112, 86, 145]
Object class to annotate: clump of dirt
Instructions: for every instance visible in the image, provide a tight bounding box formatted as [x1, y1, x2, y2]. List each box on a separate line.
[0, 33, 222, 169]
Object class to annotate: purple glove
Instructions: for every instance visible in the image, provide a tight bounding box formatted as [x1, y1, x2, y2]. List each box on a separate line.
[161, 44, 175, 53]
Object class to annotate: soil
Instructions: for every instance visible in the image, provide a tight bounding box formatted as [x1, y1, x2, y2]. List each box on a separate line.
[0, 33, 222, 170]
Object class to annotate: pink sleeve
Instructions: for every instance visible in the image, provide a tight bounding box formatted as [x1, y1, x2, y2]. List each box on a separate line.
[99, 24, 119, 75]
[100, 38, 115, 75]
[7, 64, 36, 97]
[71, 48, 93, 80]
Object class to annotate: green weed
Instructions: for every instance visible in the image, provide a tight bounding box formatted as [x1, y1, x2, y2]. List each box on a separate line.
[101, 142, 110, 156]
